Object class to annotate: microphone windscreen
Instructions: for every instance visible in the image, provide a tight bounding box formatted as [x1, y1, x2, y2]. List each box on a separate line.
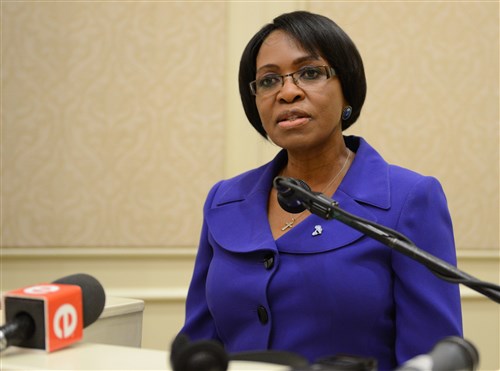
[171, 333, 190, 361]
[275, 177, 310, 213]
[52, 273, 106, 327]
[431, 337, 479, 371]
[396, 336, 479, 371]
[170, 333, 229, 371]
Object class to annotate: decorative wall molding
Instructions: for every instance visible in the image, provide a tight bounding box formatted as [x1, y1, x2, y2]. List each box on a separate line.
[0, 246, 198, 258]
[2, 246, 497, 259]
[106, 288, 188, 302]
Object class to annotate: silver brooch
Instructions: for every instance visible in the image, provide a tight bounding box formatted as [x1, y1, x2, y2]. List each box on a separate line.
[312, 225, 323, 236]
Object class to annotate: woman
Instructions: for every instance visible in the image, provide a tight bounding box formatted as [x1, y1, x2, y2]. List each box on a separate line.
[179, 11, 462, 370]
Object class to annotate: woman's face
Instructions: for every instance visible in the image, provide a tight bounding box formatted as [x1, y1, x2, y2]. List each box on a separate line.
[255, 30, 346, 153]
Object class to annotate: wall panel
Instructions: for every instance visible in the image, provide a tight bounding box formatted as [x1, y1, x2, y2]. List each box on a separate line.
[2, 2, 226, 247]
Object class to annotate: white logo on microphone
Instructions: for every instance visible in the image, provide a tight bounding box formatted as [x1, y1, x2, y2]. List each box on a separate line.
[53, 304, 78, 339]
[24, 285, 60, 295]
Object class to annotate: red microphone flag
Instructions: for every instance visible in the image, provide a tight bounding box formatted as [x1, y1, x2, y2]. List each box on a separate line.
[3, 282, 83, 352]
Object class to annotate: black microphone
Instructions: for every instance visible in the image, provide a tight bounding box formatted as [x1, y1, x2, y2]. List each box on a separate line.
[274, 176, 310, 213]
[170, 333, 229, 371]
[0, 273, 106, 352]
[274, 176, 338, 219]
[395, 337, 479, 371]
[170, 333, 310, 371]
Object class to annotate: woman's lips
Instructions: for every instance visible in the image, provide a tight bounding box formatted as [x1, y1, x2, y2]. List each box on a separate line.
[276, 110, 311, 129]
[277, 116, 311, 128]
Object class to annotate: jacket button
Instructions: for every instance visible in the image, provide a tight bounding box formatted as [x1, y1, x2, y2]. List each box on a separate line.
[257, 305, 268, 324]
[263, 255, 274, 269]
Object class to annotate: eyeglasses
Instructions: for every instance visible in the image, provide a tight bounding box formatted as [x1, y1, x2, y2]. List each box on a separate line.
[249, 65, 336, 96]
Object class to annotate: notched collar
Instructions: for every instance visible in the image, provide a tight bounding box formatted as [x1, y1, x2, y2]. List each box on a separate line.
[206, 152, 285, 253]
[340, 136, 391, 210]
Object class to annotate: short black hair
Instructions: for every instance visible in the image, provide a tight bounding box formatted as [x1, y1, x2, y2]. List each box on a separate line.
[238, 11, 367, 139]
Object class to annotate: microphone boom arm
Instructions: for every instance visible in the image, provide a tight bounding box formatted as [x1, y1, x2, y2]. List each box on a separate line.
[276, 177, 500, 304]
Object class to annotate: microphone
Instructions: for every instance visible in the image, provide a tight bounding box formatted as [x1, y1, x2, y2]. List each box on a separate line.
[170, 333, 229, 371]
[169, 333, 309, 371]
[274, 176, 310, 213]
[274, 176, 339, 219]
[395, 336, 479, 371]
[0, 273, 106, 352]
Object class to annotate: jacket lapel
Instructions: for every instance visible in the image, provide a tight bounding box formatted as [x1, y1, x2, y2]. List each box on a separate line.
[206, 136, 392, 255]
[205, 151, 286, 254]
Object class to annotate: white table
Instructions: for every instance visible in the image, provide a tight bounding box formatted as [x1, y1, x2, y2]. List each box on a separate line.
[0, 342, 291, 370]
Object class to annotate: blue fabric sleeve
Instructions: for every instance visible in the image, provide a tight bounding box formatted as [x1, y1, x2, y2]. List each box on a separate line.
[392, 176, 463, 364]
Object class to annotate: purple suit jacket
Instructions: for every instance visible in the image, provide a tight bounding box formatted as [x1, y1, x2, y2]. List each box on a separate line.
[181, 136, 463, 370]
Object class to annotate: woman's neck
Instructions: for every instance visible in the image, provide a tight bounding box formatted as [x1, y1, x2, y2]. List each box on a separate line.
[282, 144, 351, 190]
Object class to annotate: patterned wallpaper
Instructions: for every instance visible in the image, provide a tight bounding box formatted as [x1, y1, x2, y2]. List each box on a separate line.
[2, 2, 226, 247]
[2, 2, 498, 250]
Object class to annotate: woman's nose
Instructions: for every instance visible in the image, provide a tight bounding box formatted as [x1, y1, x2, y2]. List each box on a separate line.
[277, 76, 304, 102]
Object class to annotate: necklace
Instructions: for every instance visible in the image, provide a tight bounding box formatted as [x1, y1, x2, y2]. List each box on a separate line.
[280, 149, 352, 231]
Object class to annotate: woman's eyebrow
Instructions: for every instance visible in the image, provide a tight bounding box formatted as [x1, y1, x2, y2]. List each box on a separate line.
[256, 55, 321, 74]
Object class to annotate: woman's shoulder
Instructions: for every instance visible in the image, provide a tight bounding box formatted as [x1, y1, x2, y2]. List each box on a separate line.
[388, 165, 447, 209]
[346, 136, 447, 208]
[212, 161, 271, 194]
[204, 150, 285, 208]
[353, 135, 442, 184]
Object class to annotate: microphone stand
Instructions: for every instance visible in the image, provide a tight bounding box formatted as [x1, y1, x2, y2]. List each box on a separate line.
[274, 177, 500, 304]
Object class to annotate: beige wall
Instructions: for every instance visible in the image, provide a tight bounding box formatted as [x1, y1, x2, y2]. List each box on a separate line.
[2, 1, 498, 370]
